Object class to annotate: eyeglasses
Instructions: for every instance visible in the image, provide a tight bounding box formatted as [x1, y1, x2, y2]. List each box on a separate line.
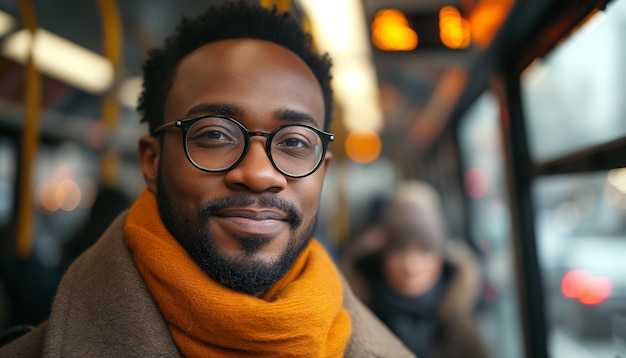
[153, 115, 334, 178]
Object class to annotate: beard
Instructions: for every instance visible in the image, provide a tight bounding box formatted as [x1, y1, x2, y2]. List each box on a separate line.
[155, 172, 316, 296]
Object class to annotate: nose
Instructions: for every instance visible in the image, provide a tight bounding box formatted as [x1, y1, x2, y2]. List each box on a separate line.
[224, 138, 287, 193]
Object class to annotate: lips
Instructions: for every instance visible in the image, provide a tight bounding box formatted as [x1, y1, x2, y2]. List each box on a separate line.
[212, 208, 289, 237]
[216, 209, 286, 221]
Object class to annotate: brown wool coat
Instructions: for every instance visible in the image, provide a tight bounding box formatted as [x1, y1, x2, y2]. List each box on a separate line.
[0, 213, 414, 358]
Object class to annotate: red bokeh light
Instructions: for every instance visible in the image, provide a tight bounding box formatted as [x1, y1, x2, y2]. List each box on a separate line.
[561, 269, 591, 298]
[561, 269, 612, 305]
[579, 276, 612, 305]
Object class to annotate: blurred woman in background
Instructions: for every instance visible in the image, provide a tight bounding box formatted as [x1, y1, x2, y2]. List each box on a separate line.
[342, 180, 489, 358]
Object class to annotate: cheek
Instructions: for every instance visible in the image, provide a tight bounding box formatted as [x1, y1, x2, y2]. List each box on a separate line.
[293, 176, 325, 215]
[159, 144, 213, 207]
[421, 256, 443, 278]
[382, 258, 404, 280]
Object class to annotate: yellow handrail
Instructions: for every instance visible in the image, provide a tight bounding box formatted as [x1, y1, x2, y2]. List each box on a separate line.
[260, 0, 292, 13]
[96, 0, 123, 188]
[15, 0, 41, 259]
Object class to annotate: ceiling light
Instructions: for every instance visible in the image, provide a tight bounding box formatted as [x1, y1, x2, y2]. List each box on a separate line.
[0, 10, 16, 37]
[1, 28, 114, 94]
[117, 76, 142, 109]
[298, 0, 383, 133]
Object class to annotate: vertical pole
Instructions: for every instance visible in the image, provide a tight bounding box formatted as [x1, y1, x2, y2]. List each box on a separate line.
[96, 0, 123, 188]
[15, 0, 41, 259]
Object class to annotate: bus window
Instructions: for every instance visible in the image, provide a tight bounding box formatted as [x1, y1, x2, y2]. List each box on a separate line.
[458, 91, 524, 358]
[520, 0, 626, 355]
[533, 171, 626, 356]
[520, 0, 626, 163]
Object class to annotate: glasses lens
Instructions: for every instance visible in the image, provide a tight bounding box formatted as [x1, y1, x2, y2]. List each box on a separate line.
[186, 117, 245, 171]
[271, 126, 324, 176]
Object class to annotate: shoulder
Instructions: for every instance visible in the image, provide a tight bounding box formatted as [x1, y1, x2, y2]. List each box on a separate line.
[435, 240, 491, 358]
[0, 215, 132, 356]
[1, 212, 179, 356]
[439, 239, 483, 317]
[0, 322, 46, 356]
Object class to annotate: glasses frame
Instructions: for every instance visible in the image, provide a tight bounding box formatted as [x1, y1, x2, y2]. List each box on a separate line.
[152, 114, 334, 178]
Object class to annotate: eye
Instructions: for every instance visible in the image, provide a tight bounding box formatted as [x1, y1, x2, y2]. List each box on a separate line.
[187, 119, 241, 148]
[188, 127, 234, 143]
[278, 137, 310, 148]
[198, 129, 230, 141]
[273, 126, 319, 149]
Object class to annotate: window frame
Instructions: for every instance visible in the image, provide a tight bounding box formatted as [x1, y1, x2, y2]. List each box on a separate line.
[423, 0, 621, 356]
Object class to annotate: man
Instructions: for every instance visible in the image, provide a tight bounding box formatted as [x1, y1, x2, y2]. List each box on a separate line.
[0, 1, 413, 356]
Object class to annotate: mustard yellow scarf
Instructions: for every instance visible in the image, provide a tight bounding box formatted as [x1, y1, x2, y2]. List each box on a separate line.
[124, 189, 351, 357]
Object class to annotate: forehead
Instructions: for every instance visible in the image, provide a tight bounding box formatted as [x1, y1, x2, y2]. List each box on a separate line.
[164, 39, 325, 128]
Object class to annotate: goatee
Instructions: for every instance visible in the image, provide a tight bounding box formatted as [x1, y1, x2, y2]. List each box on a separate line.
[156, 173, 315, 295]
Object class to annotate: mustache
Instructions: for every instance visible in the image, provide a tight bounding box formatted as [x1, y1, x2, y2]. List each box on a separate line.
[198, 194, 302, 228]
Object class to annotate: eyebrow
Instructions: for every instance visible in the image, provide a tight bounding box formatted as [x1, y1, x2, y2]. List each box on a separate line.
[274, 108, 319, 127]
[183, 103, 242, 119]
[183, 103, 320, 128]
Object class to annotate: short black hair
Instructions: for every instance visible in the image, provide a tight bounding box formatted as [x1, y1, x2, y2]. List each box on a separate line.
[137, 1, 333, 133]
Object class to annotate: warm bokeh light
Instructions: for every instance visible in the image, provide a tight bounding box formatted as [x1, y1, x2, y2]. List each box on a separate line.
[561, 269, 613, 305]
[39, 179, 61, 214]
[468, 0, 514, 47]
[371, 9, 418, 51]
[345, 129, 382, 164]
[37, 177, 83, 213]
[36, 165, 88, 213]
[57, 179, 81, 211]
[439, 6, 471, 49]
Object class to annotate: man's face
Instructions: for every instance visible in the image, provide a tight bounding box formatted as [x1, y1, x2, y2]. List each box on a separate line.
[139, 39, 331, 296]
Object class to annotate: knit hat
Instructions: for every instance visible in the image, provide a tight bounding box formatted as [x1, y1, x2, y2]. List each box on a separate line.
[381, 180, 447, 254]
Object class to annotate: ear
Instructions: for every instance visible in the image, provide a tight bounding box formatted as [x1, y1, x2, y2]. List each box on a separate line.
[138, 135, 160, 194]
[321, 151, 333, 173]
